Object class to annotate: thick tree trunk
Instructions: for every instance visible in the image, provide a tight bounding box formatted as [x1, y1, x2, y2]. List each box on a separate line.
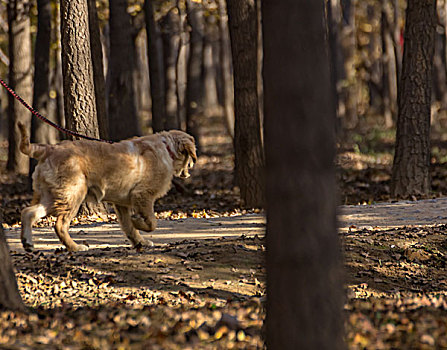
[107, 0, 140, 140]
[60, 0, 99, 138]
[391, 0, 437, 198]
[60, 0, 106, 217]
[144, 0, 166, 133]
[160, 8, 181, 130]
[263, 1, 344, 348]
[185, 0, 204, 147]
[6, 0, 33, 175]
[227, 0, 265, 208]
[0, 214, 26, 312]
[88, 0, 108, 140]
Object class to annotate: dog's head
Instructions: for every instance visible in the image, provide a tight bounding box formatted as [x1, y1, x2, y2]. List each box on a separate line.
[168, 130, 197, 178]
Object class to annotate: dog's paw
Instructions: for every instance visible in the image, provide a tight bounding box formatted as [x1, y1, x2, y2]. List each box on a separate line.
[70, 244, 89, 252]
[22, 242, 34, 252]
[131, 214, 156, 232]
[134, 239, 154, 251]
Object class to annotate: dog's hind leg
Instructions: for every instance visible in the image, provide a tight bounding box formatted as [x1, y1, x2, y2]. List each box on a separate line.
[54, 213, 89, 252]
[114, 204, 154, 248]
[21, 203, 48, 252]
[53, 186, 88, 252]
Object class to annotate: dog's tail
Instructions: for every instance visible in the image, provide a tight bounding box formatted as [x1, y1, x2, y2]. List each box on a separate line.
[17, 122, 47, 160]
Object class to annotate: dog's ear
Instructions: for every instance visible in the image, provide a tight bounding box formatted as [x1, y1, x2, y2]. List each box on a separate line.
[184, 137, 197, 164]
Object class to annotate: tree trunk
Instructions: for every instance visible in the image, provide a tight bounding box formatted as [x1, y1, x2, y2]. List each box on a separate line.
[185, 0, 204, 147]
[326, 0, 344, 136]
[52, 1, 65, 140]
[391, 0, 437, 198]
[30, 0, 54, 178]
[88, 0, 108, 140]
[339, 0, 357, 129]
[6, 0, 33, 175]
[60, 0, 99, 138]
[227, 0, 265, 208]
[160, 8, 181, 130]
[0, 213, 26, 312]
[31, 0, 55, 146]
[107, 0, 140, 140]
[381, 0, 396, 128]
[217, 0, 234, 139]
[263, 1, 344, 348]
[202, 14, 219, 115]
[60, 0, 106, 217]
[144, 0, 166, 133]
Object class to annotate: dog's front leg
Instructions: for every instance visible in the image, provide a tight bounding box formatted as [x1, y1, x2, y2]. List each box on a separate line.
[114, 204, 154, 248]
[130, 195, 157, 233]
[21, 204, 48, 251]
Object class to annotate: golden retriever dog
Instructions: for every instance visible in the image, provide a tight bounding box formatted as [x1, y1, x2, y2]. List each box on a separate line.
[17, 122, 196, 252]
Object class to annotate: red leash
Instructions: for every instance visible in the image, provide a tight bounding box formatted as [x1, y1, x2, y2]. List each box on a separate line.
[0, 77, 112, 143]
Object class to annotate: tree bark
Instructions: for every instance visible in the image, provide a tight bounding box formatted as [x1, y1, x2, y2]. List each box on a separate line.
[6, 0, 33, 175]
[88, 0, 108, 140]
[144, 0, 166, 133]
[227, 0, 265, 208]
[217, 0, 234, 138]
[160, 8, 181, 130]
[30, 0, 54, 178]
[60, 0, 106, 217]
[107, 0, 140, 140]
[339, 0, 358, 128]
[31, 0, 55, 147]
[0, 213, 26, 312]
[60, 0, 99, 139]
[185, 0, 204, 146]
[391, 0, 437, 198]
[263, 1, 344, 348]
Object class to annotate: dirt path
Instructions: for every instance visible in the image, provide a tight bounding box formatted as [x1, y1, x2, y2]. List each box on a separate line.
[5, 198, 447, 252]
[339, 197, 447, 231]
[5, 214, 266, 252]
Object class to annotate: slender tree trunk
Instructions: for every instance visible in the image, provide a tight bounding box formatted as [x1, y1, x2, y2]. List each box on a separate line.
[263, 1, 344, 348]
[391, 0, 437, 198]
[31, 0, 55, 146]
[160, 8, 181, 130]
[52, 1, 65, 140]
[326, 0, 342, 135]
[30, 0, 54, 178]
[107, 0, 140, 140]
[202, 15, 219, 115]
[339, 0, 357, 129]
[0, 212, 26, 312]
[227, 0, 265, 208]
[381, 1, 393, 128]
[185, 0, 204, 147]
[144, 0, 166, 133]
[217, 0, 234, 138]
[6, 0, 33, 175]
[88, 0, 108, 140]
[433, 1, 447, 115]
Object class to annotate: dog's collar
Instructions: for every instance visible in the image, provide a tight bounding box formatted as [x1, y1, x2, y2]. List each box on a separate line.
[162, 139, 176, 161]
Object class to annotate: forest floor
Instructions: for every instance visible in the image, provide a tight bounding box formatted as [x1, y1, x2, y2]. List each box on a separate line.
[2, 117, 447, 348]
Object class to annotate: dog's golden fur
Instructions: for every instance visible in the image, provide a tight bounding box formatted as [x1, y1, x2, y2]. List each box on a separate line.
[17, 122, 196, 252]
